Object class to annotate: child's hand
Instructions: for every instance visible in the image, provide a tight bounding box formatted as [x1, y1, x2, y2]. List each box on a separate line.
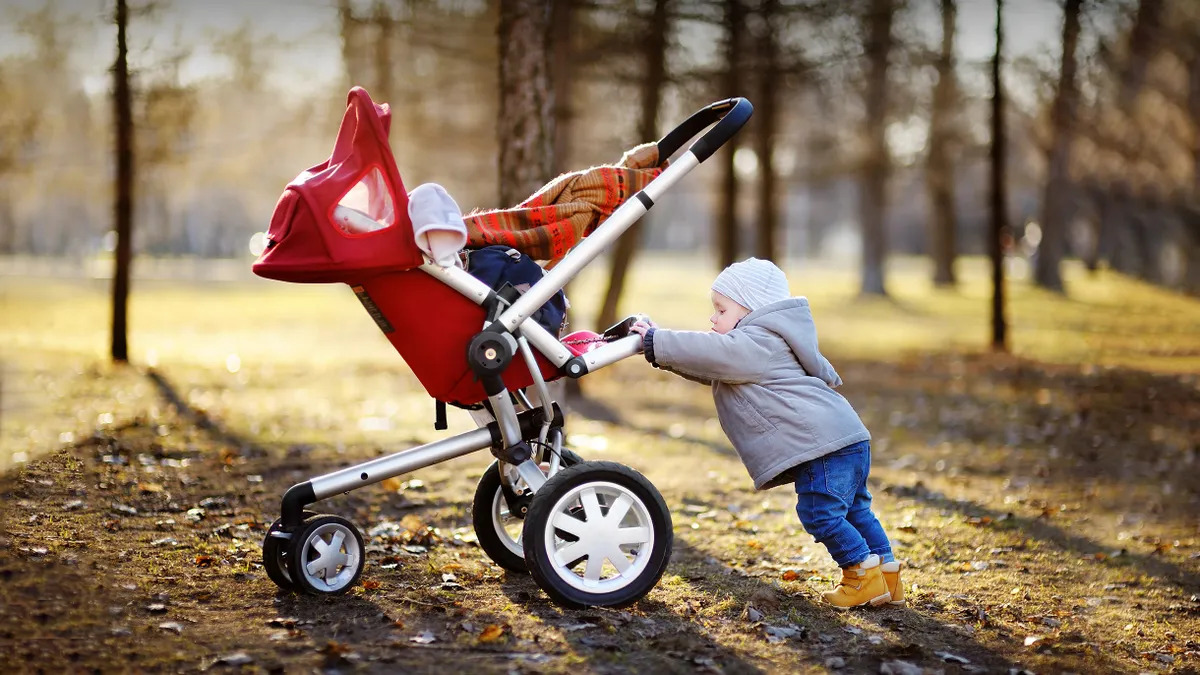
[630, 317, 655, 337]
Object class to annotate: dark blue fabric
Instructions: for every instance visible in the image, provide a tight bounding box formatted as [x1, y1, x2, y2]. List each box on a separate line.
[466, 246, 567, 336]
[793, 440, 893, 567]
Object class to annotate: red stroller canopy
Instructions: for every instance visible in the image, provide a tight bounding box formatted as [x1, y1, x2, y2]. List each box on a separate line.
[253, 87, 424, 283]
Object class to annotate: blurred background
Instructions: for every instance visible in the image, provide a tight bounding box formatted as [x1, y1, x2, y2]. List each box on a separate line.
[0, 0, 1196, 294]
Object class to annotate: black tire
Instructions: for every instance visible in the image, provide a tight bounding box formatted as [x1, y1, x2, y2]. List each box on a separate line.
[285, 514, 366, 595]
[472, 449, 582, 573]
[262, 511, 318, 592]
[522, 461, 673, 609]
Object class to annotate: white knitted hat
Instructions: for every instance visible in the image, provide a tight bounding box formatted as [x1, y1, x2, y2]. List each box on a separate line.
[711, 258, 790, 312]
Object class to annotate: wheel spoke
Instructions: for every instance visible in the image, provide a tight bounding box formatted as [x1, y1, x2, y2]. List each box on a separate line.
[554, 541, 589, 567]
[580, 487, 603, 522]
[583, 552, 603, 581]
[306, 559, 323, 576]
[614, 526, 651, 545]
[328, 530, 346, 553]
[551, 512, 588, 538]
[606, 546, 632, 574]
[605, 494, 633, 525]
[311, 537, 329, 555]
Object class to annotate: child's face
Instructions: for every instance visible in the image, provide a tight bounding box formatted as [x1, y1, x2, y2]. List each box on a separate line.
[709, 291, 750, 334]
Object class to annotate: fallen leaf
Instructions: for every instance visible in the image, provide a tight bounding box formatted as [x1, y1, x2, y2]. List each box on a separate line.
[410, 631, 436, 645]
[216, 652, 253, 667]
[158, 621, 184, 634]
[934, 651, 970, 664]
[194, 555, 216, 568]
[362, 580, 381, 590]
[478, 624, 506, 643]
[781, 570, 801, 581]
[880, 660, 923, 675]
[380, 477, 403, 491]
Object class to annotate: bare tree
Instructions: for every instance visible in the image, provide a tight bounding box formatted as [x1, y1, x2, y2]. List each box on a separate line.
[990, 0, 1008, 351]
[111, 0, 134, 363]
[497, 0, 555, 205]
[927, 0, 958, 286]
[595, 0, 671, 330]
[717, 0, 747, 269]
[754, 0, 783, 263]
[859, 0, 895, 296]
[1034, 0, 1083, 292]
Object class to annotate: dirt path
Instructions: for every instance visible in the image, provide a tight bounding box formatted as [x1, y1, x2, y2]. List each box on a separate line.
[1, 353, 1198, 674]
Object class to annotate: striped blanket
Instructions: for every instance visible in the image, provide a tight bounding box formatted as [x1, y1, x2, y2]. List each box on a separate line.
[464, 143, 662, 266]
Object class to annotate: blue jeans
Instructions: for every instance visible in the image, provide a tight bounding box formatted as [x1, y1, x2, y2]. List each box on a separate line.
[794, 440, 893, 568]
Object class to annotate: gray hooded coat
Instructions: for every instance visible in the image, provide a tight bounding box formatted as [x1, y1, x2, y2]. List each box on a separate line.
[646, 298, 870, 490]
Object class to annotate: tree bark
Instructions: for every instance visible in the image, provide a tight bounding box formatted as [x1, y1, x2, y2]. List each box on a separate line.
[111, 0, 134, 364]
[717, 0, 747, 270]
[754, 0, 781, 263]
[859, 0, 894, 296]
[497, 0, 555, 206]
[927, 0, 958, 286]
[990, 0, 1008, 352]
[596, 0, 670, 330]
[1034, 0, 1083, 292]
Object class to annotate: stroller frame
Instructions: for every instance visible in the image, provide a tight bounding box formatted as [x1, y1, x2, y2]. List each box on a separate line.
[263, 97, 753, 608]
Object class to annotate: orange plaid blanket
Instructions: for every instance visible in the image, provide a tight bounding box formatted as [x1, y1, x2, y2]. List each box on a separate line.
[464, 143, 662, 266]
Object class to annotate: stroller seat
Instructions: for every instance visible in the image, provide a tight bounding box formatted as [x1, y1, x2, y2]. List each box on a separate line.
[253, 87, 561, 405]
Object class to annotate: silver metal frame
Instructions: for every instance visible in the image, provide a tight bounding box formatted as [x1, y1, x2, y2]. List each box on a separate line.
[302, 152, 708, 504]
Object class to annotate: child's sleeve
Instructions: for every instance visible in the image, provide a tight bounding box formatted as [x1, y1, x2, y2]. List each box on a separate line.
[647, 328, 772, 384]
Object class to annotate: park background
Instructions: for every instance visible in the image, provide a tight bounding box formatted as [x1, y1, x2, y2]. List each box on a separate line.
[1, 1, 1198, 673]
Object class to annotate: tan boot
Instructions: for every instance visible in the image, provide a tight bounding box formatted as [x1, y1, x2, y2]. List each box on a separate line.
[822, 554, 892, 609]
[881, 561, 904, 606]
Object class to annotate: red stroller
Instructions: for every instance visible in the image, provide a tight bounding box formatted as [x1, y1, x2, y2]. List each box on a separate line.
[253, 87, 751, 608]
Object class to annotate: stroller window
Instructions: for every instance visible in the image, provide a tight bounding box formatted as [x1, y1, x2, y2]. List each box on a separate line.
[332, 167, 397, 235]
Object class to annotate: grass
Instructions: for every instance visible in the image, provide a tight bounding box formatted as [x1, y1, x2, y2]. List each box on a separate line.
[1, 253, 1198, 673]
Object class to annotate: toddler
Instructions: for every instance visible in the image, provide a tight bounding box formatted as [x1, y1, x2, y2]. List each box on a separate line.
[631, 258, 900, 608]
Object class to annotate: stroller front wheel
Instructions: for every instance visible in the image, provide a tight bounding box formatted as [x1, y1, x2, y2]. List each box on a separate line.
[262, 511, 319, 592]
[286, 514, 366, 595]
[522, 461, 673, 608]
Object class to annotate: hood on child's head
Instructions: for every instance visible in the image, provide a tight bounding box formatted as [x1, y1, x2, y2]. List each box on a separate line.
[711, 257, 790, 312]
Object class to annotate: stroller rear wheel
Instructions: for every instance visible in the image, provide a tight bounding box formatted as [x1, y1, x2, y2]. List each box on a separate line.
[522, 461, 672, 608]
[285, 514, 366, 595]
[472, 449, 582, 573]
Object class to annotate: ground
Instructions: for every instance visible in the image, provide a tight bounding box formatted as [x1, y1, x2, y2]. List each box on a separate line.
[1, 256, 1198, 674]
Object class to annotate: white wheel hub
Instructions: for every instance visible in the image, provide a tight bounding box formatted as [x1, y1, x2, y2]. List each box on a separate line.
[542, 481, 654, 593]
[299, 523, 361, 591]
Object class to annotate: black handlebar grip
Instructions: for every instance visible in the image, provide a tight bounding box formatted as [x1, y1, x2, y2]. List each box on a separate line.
[655, 97, 754, 165]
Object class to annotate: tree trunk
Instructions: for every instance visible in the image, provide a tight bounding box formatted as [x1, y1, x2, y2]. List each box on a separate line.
[754, 0, 781, 263]
[373, 2, 394, 104]
[1121, 0, 1162, 105]
[497, 0, 555, 206]
[1190, 46, 1200, 197]
[927, 0, 958, 286]
[990, 0, 1008, 352]
[550, 1, 575, 176]
[860, 0, 894, 296]
[596, 0, 670, 330]
[1034, 0, 1082, 293]
[111, 0, 133, 364]
[717, 0, 746, 270]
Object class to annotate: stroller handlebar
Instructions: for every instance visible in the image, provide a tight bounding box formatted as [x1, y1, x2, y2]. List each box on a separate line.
[655, 97, 754, 164]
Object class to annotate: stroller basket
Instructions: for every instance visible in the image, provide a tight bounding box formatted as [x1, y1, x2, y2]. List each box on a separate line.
[253, 87, 752, 608]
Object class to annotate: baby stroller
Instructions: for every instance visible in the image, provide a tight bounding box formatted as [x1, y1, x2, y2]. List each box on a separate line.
[252, 87, 751, 608]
